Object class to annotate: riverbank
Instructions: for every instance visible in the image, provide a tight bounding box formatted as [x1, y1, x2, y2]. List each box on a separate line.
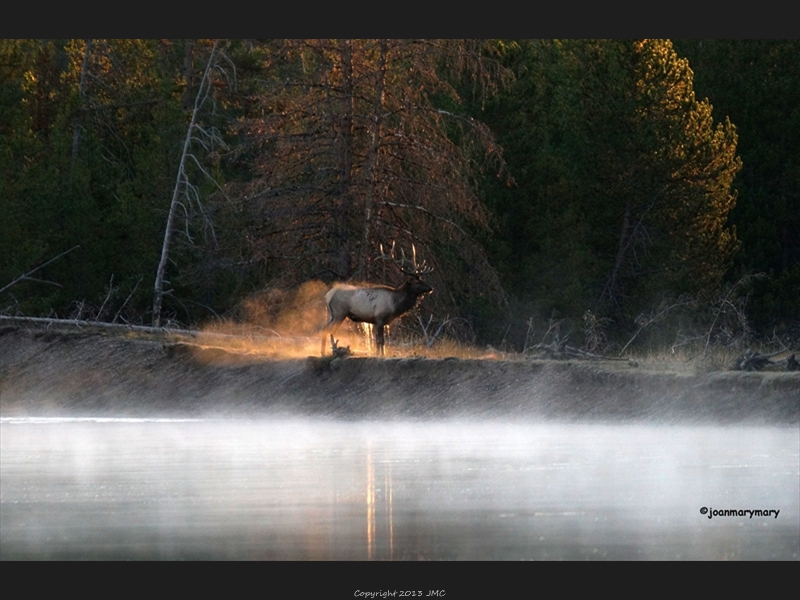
[1, 324, 797, 423]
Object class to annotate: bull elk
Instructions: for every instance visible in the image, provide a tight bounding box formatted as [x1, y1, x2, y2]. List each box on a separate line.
[322, 243, 433, 356]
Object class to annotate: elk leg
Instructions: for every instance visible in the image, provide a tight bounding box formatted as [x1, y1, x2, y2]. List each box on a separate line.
[375, 324, 385, 356]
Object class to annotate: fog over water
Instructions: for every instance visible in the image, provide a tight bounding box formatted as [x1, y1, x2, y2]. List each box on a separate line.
[1, 416, 797, 560]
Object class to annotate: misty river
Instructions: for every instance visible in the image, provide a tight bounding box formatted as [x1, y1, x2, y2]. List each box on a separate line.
[1, 418, 797, 560]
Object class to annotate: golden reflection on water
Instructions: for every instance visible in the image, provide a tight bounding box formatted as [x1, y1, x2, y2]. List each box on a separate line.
[367, 443, 374, 560]
[366, 443, 394, 560]
[388, 462, 394, 560]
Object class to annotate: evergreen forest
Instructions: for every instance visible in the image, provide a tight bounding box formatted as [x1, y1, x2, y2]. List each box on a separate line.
[1, 39, 798, 356]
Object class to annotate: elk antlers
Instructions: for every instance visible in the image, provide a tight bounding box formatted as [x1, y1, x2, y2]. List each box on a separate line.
[379, 241, 433, 276]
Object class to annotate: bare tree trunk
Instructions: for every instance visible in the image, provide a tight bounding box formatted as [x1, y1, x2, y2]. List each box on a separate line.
[334, 39, 355, 279]
[70, 39, 92, 164]
[599, 196, 631, 310]
[356, 39, 388, 280]
[152, 40, 219, 327]
[181, 40, 196, 110]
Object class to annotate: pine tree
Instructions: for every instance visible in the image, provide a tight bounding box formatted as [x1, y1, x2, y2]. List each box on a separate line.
[674, 39, 800, 333]
[476, 39, 741, 335]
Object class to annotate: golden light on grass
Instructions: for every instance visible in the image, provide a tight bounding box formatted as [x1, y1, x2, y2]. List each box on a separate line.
[186, 281, 505, 365]
[187, 321, 502, 365]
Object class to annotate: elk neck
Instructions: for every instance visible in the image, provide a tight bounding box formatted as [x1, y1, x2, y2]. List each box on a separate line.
[393, 277, 431, 313]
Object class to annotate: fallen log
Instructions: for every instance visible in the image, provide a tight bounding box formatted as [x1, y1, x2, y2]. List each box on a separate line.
[0, 315, 309, 347]
[733, 348, 797, 372]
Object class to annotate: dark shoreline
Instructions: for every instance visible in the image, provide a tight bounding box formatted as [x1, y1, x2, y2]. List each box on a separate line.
[1, 326, 798, 424]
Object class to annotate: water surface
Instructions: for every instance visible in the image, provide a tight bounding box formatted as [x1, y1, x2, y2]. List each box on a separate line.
[1, 418, 797, 560]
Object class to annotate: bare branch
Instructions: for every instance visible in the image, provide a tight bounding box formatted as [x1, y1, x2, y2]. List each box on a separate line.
[97, 275, 116, 320]
[0, 245, 80, 296]
[113, 277, 141, 323]
[379, 201, 470, 238]
[618, 295, 695, 357]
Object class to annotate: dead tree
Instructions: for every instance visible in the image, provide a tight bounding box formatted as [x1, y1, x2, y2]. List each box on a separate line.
[153, 40, 230, 327]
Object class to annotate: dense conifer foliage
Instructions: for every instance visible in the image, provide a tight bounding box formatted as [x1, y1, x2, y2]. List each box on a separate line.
[673, 40, 800, 334]
[1, 39, 795, 349]
[474, 40, 744, 345]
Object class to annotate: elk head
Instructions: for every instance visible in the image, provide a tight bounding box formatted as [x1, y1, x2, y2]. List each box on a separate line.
[378, 241, 434, 295]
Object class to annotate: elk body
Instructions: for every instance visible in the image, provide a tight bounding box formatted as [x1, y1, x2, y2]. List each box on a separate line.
[322, 244, 433, 356]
